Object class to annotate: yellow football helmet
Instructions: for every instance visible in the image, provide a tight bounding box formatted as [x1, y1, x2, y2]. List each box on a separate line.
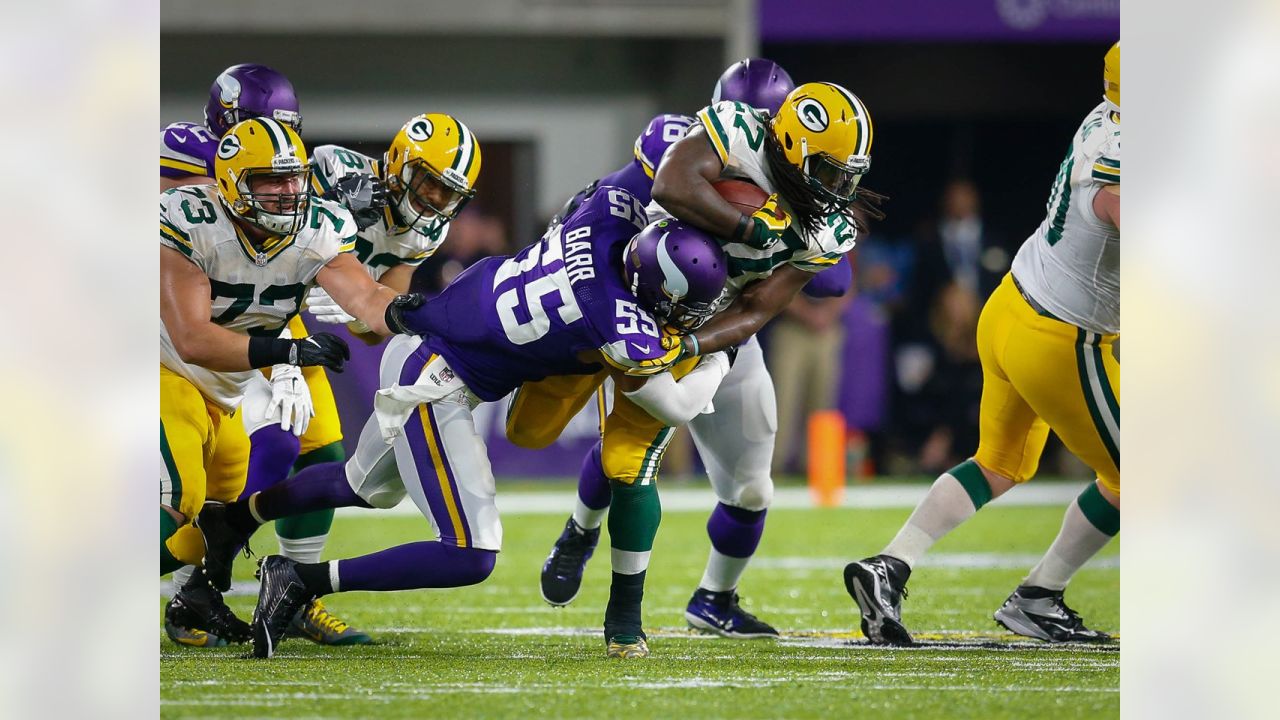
[383, 113, 482, 235]
[213, 117, 311, 236]
[771, 82, 873, 211]
[1103, 42, 1120, 111]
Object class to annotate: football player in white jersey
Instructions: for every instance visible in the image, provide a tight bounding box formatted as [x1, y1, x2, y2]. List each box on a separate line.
[844, 43, 1120, 645]
[302, 112, 482, 324]
[526, 82, 883, 656]
[160, 117, 415, 645]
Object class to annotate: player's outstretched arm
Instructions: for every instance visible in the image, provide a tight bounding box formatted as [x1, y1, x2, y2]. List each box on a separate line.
[314, 253, 400, 336]
[651, 127, 741, 239]
[162, 247, 350, 372]
[682, 264, 814, 355]
[610, 352, 733, 428]
[1094, 184, 1120, 229]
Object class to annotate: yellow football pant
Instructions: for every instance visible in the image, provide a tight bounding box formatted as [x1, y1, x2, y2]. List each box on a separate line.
[287, 315, 343, 454]
[505, 358, 701, 486]
[974, 274, 1120, 494]
[160, 365, 250, 564]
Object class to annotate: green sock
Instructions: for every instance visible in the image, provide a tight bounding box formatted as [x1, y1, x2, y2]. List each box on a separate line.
[160, 508, 183, 575]
[1076, 483, 1120, 536]
[604, 480, 660, 640]
[950, 459, 993, 510]
[275, 441, 343, 541]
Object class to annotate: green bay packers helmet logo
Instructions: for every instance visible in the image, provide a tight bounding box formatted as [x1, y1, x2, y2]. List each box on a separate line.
[797, 98, 829, 132]
[406, 116, 434, 142]
[217, 134, 242, 160]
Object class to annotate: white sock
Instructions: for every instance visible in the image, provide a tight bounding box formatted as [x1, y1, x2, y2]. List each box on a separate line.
[171, 564, 195, 594]
[611, 547, 651, 575]
[277, 533, 328, 564]
[882, 473, 978, 568]
[573, 499, 607, 531]
[699, 548, 750, 593]
[1023, 500, 1114, 591]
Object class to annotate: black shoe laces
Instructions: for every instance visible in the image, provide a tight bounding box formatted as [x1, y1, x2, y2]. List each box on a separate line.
[551, 532, 592, 576]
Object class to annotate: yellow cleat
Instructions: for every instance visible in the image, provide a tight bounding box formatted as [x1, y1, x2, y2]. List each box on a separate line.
[606, 635, 650, 659]
[288, 599, 372, 646]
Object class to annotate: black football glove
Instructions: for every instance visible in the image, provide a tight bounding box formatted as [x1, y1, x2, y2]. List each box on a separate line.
[291, 333, 351, 372]
[384, 293, 427, 335]
[326, 173, 389, 231]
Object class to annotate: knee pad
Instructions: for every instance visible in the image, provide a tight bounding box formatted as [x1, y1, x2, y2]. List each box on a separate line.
[345, 455, 407, 509]
[165, 523, 207, 567]
[726, 474, 774, 512]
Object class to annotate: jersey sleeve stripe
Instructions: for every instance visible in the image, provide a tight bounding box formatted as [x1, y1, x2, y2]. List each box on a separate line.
[160, 157, 207, 175]
[310, 172, 331, 197]
[633, 144, 656, 179]
[698, 108, 732, 166]
[338, 240, 357, 253]
[160, 220, 192, 247]
[1091, 162, 1120, 183]
[160, 230, 193, 257]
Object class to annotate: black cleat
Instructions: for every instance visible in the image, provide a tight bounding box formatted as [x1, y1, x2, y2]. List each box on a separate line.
[540, 517, 600, 606]
[994, 585, 1112, 643]
[251, 556, 315, 658]
[684, 588, 779, 638]
[163, 568, 251, 647]
[844, 554, 914, 646]
[194, 502, 253, 592]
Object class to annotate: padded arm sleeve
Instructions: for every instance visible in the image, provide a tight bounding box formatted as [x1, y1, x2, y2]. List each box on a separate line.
[622, 352, 731, 426]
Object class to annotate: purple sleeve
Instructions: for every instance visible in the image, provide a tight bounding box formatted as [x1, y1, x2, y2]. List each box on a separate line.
[632, 114, 696, 178]
[596, 161, 655, 206]
[160, 122, 218, 179]
[801, 255, 852, 298]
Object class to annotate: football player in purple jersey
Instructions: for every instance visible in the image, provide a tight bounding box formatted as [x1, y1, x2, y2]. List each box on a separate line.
[160, 64, 370, 649]
[196, 187, 735, 658]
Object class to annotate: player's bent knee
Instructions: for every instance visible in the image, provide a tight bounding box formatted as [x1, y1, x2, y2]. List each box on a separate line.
[442, 545, 498, 586]
[729, 476, 774, 512]
[505, 421, 559, 450]
[357, 483, 406, 510]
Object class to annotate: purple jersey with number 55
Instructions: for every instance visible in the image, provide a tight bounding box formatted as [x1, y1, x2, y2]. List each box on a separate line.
[416, 187, 670, 401]
[160, 121, 219, 179]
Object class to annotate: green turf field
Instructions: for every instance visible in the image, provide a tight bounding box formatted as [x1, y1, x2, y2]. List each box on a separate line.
[160, 482, 1118, 719]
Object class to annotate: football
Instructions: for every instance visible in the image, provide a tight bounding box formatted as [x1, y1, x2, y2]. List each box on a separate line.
[713, 178, 768, 215]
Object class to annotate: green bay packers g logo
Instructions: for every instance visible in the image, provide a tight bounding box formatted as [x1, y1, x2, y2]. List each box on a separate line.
[406, 117, 434, 142]
[217, 134, 241, 160]
[797, 98, 829, 132]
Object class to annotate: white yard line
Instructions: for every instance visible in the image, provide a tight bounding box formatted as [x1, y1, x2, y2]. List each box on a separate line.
[333, 481, 1090, 518]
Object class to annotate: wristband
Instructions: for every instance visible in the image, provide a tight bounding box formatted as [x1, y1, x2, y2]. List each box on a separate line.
[734, 214, 752, 244]
[681, 334, 700, 358]
[248, 336, 295, 368]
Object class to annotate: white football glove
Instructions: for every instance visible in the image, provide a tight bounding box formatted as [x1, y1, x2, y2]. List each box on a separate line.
[305, 286, 356, 325]
[266, 363, 314, 436]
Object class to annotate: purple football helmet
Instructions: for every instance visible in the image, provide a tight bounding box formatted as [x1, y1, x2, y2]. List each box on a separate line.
[204, 63, 302, 137]
[623, 219, 728, 333]
[712, 58, 796, 116]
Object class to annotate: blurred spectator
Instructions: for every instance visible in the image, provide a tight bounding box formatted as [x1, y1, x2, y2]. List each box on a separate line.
[767, 289, 852, 476]
[889, 180, 1013, 473]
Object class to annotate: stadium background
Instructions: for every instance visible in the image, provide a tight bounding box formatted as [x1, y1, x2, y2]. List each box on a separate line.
[160, 0, 1118, 482]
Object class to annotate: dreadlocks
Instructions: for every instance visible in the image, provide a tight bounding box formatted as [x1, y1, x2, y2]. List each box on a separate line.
[763, 131, 888, 237]
[763, 131, 826, 238]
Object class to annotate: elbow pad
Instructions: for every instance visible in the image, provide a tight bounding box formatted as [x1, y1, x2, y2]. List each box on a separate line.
[622, 352, 730, 426]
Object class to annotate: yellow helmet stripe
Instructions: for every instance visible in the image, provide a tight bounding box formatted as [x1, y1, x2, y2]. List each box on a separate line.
[823, 83, 873, 157]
